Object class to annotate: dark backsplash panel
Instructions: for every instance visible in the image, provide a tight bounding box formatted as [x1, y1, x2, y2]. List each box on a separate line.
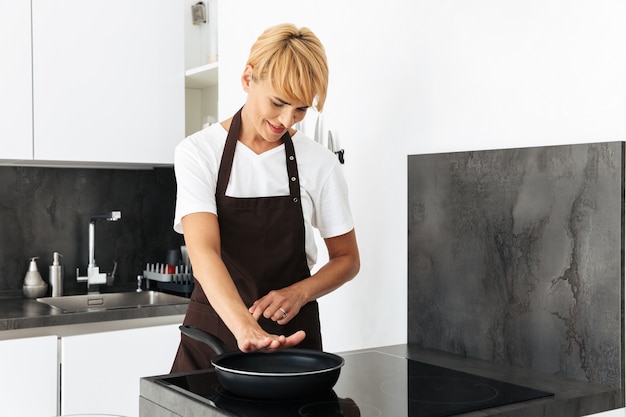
[0, 166, 183, 296]
[408, 142, 624, 388]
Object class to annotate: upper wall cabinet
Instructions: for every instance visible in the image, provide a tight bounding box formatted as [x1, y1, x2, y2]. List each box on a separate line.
[31, 0, 184, 165]
[0, 0, 34, 160]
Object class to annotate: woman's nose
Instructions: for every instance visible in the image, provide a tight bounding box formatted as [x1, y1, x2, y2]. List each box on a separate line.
[278, 108, 297, 128]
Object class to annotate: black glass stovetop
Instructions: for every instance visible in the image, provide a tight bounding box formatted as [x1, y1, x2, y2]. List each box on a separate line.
[155, 351, 553, 417]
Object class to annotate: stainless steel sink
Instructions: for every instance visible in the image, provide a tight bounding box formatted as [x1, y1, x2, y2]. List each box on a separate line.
[37, 291, 189, 312]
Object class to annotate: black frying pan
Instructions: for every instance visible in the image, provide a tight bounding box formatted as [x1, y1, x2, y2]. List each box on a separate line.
[179, 325, 344, 399]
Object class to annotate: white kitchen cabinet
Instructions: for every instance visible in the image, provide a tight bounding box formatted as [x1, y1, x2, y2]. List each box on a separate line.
[184, 0, 218, 136]
[0, 0, 34, 160]
[61, 324, 182, 417]
[0, 336, 58, 417]
[31, 0, 184, 165]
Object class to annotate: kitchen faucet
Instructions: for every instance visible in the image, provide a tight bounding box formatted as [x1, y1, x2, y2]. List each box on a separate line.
[77, 211, 122, 291]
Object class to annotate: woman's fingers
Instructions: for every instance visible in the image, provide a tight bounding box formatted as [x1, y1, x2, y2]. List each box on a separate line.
[239, 330, 306, 352]
[249, 289, 302, 324]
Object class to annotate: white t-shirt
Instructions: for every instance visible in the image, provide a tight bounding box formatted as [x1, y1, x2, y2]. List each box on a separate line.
[173, 123, 354, 269]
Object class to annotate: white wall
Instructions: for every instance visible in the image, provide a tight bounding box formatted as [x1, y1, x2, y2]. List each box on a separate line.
[217, 0, 626, 354]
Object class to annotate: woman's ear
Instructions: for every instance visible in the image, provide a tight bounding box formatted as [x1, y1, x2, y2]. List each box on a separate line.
[241, 65, 254, 92]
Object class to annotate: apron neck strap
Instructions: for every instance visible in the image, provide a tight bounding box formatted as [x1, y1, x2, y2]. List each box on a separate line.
[216, 108, 299, 199]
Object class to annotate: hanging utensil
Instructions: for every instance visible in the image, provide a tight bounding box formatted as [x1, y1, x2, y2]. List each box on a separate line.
[314, 113, 323, 144]
[328, 131, 345, 164]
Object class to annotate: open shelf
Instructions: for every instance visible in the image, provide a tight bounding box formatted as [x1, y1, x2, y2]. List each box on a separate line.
[185, 62, 218, 89]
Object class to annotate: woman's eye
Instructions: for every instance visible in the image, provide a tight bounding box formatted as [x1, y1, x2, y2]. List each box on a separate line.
[271, 101, 284, 108]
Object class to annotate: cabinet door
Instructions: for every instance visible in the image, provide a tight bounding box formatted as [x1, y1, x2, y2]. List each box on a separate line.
[0, 336, 58, 417]
[32, 0, 184, 165]
[61, 324, 182, 417]
[0, 0, 34, 159]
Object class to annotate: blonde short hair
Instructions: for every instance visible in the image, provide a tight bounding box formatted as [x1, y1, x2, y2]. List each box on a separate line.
[247, 23, 329, 112]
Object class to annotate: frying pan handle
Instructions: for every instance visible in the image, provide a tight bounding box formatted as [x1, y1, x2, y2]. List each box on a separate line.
[179, 325, 230, 355]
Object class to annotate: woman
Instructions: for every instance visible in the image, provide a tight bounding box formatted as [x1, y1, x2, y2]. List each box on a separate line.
[171, 23, 360, 372]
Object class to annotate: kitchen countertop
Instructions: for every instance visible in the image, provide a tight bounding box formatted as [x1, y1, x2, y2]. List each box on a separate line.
[139, 344, 623, 417]
[0, 290, 188, 340]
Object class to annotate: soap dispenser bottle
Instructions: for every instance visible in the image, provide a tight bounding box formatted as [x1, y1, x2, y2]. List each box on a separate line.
[49, 252, 64, 297]
[23, 257, 48, 299]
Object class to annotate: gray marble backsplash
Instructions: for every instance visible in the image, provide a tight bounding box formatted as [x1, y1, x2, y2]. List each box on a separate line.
[0, 166, 182, 296]
[408, 142, 624, 388]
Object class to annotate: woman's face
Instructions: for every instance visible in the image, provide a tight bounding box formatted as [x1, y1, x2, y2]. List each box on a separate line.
[241, 67, 309, 145]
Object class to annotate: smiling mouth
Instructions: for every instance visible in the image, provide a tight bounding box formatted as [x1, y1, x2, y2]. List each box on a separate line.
[268, 121, 286, 134]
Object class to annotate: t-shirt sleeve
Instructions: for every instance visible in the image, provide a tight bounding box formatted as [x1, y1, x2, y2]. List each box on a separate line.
[172, 137, 218, 234]
[312, 162, 354, 239]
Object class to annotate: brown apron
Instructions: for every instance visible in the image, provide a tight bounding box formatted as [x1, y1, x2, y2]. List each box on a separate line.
[171, 109, 322, 372]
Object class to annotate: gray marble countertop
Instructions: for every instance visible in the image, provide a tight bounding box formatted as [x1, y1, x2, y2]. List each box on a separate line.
[0, 291, 188, 339]
[140, 344, 623, 417]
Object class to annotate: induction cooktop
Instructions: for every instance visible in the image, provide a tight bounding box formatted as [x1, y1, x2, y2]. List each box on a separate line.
[154, 351, 553, 417]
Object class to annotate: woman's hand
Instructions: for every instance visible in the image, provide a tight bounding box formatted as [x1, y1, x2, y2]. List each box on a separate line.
[248, 286, 307, 325]
[250, 229, 360, 327]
